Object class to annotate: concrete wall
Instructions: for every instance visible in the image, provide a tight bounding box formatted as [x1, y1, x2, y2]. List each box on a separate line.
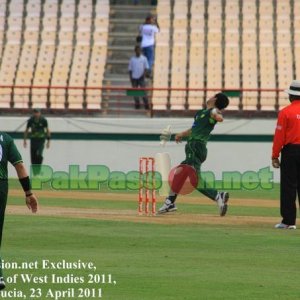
[2, 117, 279, 182]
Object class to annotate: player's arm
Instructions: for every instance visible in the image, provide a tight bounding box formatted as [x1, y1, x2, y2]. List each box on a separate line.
[23, 128, 29, 148]
[128, 59, 133, 84]
[210, 108, 224, 122]
[175, 128, 192, 143]
[14, 163, 38, 213]
[271, 111, 287, 168]
[24, 119, 31, 148]
[46, 128, 51, 148]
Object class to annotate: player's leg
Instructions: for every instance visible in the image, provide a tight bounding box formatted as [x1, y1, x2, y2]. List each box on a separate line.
[131, 79, 140, 109]
[30, 140, 44, 175]
[139, 77, 149, 109]
[36, 140, 45, 164]
[277, 147, 297, 227]
[158, 141, 202, 213]
[0, 181, 8, 289]
[192, 142, 229, 216]
[157, 164, 190, 213]
[158, 140, 207, 213]
[297, 159, 300, 209]
[146, 45, 154, 71]
[30, 140, 38, 176]
[35, 141, 45, 175]
[158, 142, 193, 213]
[142, 46, 151, 70]
[159, 141, 229, 215]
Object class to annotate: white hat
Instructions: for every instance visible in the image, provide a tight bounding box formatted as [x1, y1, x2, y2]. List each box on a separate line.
[285, 80, 300, 96]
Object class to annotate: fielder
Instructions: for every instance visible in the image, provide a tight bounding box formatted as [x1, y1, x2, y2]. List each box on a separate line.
[0, 132, 38, 290]
[158, 93, 230, 215]
[23, 108, 50, 176]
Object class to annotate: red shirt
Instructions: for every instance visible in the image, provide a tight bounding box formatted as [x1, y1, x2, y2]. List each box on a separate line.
[272, 101, 300, 159]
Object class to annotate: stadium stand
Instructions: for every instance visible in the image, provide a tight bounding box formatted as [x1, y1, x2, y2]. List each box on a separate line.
[153, 0, 298, 112]
[0, 0, 299, 114]
[102, 0, 155, 114]
[0, 0, 109, 110]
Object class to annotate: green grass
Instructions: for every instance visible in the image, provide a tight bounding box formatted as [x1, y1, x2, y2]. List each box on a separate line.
[8, 179, 281, 200]
[8, 195, 279, 218]
[2, 216, 300, 300]
[4, 179, 297, 299]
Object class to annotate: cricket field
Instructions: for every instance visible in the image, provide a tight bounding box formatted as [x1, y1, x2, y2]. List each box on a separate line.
[2, 181, 300, 300]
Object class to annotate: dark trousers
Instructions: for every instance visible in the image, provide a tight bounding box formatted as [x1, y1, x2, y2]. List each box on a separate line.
[280, 144, 300, 225]
[181, 141, 218, 200]
[0, 180, 8, 277]
[169, 141, 218, 203]
[132, 77, 149, 109]
[30, 139, 45, 175]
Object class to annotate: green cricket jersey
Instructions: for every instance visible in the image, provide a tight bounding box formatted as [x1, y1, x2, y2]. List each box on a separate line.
[27, 116, 48, 139]
[0, 133, 23, 180]
[189, 108, 217, 143]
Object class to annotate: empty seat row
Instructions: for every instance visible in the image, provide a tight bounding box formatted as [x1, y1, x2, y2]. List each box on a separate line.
[0, 0, 109, 109]
[153, 0, 299, 111]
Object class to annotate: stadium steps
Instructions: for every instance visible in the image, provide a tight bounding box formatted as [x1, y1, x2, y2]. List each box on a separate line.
[104, 59, 129, 77]
[108, 34, 137, 47]
[109, 19, 145, 32]
[102, 2, 156, 116]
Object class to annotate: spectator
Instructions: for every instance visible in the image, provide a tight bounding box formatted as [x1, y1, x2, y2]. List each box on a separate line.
[139, 15, 159, 73]
[128, 45, 150, 110]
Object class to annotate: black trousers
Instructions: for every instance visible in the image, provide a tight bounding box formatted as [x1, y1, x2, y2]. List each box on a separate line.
[280, 144, 300, 225]
[30, 139, 45, 175]
[131, 77, 149, 109]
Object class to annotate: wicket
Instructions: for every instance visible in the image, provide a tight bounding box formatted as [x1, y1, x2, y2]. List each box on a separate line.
[139, 157, 156, 215]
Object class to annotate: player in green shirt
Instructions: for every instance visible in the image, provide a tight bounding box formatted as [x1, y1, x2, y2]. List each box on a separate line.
[158, 93, 230, 215]
[24, 109, 51, 176]
[0, 132, 38, 290]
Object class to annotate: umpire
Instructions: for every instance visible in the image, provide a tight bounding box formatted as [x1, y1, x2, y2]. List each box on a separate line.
[24, 109, 50, 175]
[272, 80, 300, 229]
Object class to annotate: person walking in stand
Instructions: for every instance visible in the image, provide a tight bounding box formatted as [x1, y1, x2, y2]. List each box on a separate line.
[128, 45, 150, 109]
[158, 93, 230, 216]
[24, 108, 50, 176]
[272, 80, 300, 230]
[139, 15, 159, 73]
[0, 132, 38, 290]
